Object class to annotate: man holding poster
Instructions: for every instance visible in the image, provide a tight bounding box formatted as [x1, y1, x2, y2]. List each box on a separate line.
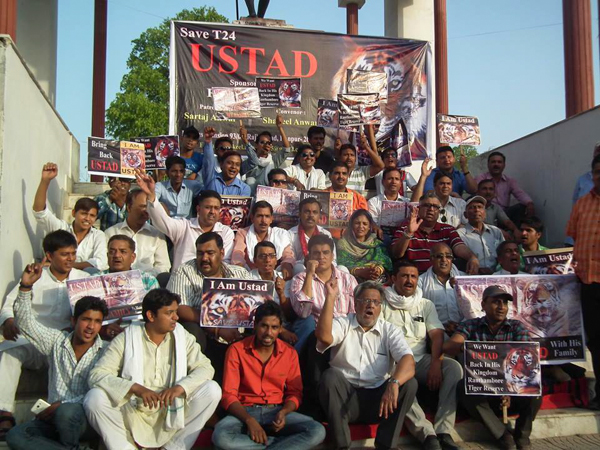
[443, 286, 541, 450]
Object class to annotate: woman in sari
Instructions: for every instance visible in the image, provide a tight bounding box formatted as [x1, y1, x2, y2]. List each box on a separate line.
[337, 209, 393, 283]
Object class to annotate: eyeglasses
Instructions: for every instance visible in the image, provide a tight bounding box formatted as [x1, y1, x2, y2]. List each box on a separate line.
[421, 204, 441, 210]
[259, 140, 272, 145]
[384, 153, 398, 159]
[440, 208, 447, 223]
[256, 253, 277, 260]
[271, 179, 287, 185]
[301, 153, 316, 158]
[432, 254, 454, 261]
[357, 299, 382, 307]
[217, 146, 232, 152]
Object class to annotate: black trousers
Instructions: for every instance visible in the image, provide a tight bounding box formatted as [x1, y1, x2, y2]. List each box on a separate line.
[581, 282, 600, 399]
[319, 367, 418, 450]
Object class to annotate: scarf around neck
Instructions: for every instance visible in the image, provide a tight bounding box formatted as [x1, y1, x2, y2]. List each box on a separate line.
[385, 285, 423, 311]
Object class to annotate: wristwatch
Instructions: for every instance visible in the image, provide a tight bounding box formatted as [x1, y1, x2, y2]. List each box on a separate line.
[388, 377, 401, 386]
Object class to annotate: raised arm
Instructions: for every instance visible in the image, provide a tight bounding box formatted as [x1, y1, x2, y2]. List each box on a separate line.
[314, 276, 339, 347]
[409, 157, 433, 202]
[276, 114, 291, 149]
[459, 147, 477, 194]
[33, 163, 58, 212]
[391, 207, 422, 259]
[363, 127, 384, 177]
[200, 127, 217, 187]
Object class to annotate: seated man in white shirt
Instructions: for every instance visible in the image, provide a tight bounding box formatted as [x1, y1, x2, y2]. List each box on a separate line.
[167, 232, 251, 383]
[316, 280, 417, 450]
[105, 189, 171, 281]
[0, 230, 89, 437]
[8, 258, 107, 450]
[283, 145, 327, 191]
[418, 244, 464, 337]
[457, 196, 505, 275]
[494, 242, 526, 275]
[382, 261, 463, 450]
[33, 162, 108, 272]
[287, 197, 335, 274]
[368, 167, 412, 225]
[231, 201, 295, 279]
[155, 155, 203, 219]
[136, 169, 235, 270]
[84, 289, 221, 450]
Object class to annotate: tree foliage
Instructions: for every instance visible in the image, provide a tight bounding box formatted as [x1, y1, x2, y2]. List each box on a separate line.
[452, 145, 479, 170]
[106, 7, 228, 140]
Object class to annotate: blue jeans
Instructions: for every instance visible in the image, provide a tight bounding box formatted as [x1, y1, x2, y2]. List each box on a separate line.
[6, 403, 93, 450]
[212, 405, 326, 450]
[292, 315, 316, 354]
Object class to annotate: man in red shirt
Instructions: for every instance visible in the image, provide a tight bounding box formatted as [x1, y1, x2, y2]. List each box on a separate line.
[212, 301, 326, 449]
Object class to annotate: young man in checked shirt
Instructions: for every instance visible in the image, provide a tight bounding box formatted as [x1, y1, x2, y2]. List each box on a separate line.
[7, 260, 107, 449]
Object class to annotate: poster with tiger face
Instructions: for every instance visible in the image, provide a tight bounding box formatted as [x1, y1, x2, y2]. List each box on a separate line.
[201, 278, 274, 328]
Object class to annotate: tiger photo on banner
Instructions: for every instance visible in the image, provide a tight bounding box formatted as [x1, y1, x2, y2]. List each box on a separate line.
[200, 278, 274, 328]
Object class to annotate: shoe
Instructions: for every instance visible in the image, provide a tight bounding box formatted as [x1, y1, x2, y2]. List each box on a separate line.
[423, 434, 443, 450]
[437, 433, 462, 450]
[499, 430, 517, 450]
[516, 436, 531, 450]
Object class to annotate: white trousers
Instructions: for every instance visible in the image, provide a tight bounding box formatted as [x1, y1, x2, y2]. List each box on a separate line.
[0, 343, 47, 413]
[84, 380, 221, 450]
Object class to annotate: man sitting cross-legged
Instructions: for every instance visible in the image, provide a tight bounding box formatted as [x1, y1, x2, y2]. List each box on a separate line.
[84, 289, 221, 450]
[231, 200, 295, 279]
[382, 261, 463, 450]
[0, 231, 89, 438]
[317, 280, 418, 450]
[443, 286, 541, 450]
[6, 260, 107, 450]
[212, 301, 326, 450]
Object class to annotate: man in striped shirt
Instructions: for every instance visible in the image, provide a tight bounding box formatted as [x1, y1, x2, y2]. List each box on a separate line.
[566, 153, 600, 409]
[7, 260, 107, 450]
[392, 192, 480, 274]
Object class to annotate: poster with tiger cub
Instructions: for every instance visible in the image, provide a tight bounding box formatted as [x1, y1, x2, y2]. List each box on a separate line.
[200, 278, 274, 328]
[464, 341, 541, 396]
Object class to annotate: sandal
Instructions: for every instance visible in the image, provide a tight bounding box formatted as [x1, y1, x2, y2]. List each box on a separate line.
[0, 415, 16, 441]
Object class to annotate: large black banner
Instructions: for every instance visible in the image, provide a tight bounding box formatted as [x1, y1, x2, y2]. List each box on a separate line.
[170, 21, 433, 159]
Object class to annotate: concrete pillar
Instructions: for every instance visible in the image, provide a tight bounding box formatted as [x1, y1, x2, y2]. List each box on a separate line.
[434, 0, 448, 116]
[562, 0, 594, 117]
[0, 0, 17, 42]
[384, 0, 434, 42]
[338, 0, 365, 35]
[15, 0, 57, 105]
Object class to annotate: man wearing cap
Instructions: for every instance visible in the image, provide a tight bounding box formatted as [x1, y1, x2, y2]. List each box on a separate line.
[457, 196, 504, 274]
[180, 126, 204, 180]
[443, 286, 541, 450]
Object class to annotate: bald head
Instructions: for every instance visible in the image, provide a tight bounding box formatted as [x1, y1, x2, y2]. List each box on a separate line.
[430, 243, 454, 276]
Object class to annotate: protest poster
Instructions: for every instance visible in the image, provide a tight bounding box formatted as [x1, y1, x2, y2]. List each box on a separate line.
[523, 248, 574, 275]
[437, 114, 481, 146]
[338, 93, 381, 127]
[67, 270, 146, 323]
[346, 69, 388, 101]
[219, 196, 252, 231]
[131, 135, 180, 170]
[200, 278, 274, 328]
[329, 191, 353, 228]
[171, 22, 433, 159]
[464, 341, 542, 396]
[317, 99, 339, 129]
[398, 145, 413, 168]
[454, 274, 585, 364]
[256, 77, 301, 108]
[300, 190, 330, 227]
[256, 185, 301, 229]
[379, 200, 413, 241]
[212, 87, 261, 118]
[88, 138, 146, 179]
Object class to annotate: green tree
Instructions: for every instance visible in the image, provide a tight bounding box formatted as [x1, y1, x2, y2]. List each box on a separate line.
[106, 7, 228, 140]
[452, 145, 479, 170]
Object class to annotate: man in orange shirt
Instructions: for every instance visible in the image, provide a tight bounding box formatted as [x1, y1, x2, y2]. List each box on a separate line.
[212, 301, 325, 449]
[566, 154, 600, 409]
[326, 162, 368, 240]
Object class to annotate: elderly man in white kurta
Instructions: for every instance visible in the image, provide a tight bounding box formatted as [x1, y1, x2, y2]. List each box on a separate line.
[84, 289, 220, 450]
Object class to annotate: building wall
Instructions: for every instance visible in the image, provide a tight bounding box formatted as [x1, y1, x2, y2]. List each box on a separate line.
[0, 36, 79, 301]
[469, 105, 600, 247]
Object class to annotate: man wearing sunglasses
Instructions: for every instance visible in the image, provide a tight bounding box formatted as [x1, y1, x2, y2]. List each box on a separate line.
[241, 115, 293, 193]
[392, 192, 480, 274]
[267, 169, 289, 189]
[284, 145, 328, 190]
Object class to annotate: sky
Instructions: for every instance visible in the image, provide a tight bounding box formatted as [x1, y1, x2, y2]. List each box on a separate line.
[56, 0, 600, 167]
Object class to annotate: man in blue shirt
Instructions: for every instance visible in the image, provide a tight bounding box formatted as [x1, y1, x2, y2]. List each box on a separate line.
[201, 127, 251, 197]
[155, 156, 202, 219]
[180, 126, 203, 179]
[423, 146, 476, 196]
